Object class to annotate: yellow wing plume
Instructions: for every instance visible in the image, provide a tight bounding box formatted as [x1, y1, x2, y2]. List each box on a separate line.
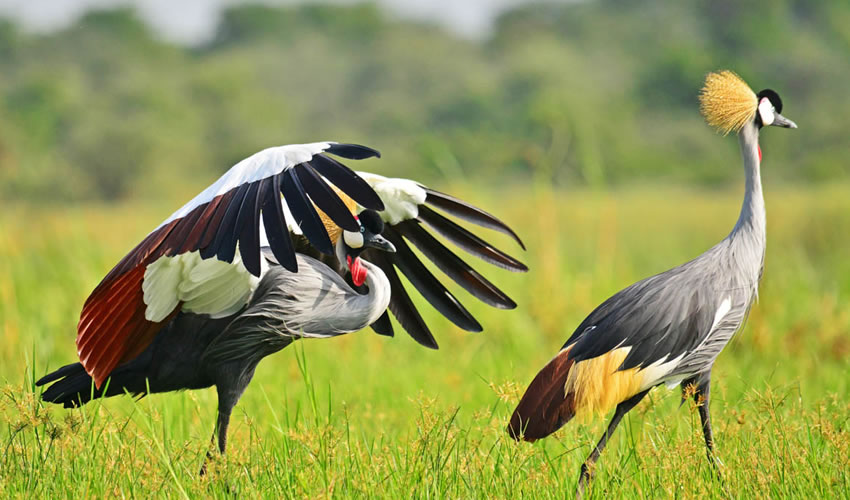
[317, 187, 358, 244]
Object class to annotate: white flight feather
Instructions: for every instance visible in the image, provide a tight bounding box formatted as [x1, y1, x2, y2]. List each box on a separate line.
[710, 297, 732, 332]
[636, 353, 686, 390]
[354, 171, 427, 225]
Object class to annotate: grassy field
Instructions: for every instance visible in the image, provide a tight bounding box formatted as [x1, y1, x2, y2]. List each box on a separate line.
[1, 184, 849, 498]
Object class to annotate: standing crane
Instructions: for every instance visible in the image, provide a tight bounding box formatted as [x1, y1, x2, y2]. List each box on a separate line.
[37, 142, 526, 469]
[507, 71, 797, 496]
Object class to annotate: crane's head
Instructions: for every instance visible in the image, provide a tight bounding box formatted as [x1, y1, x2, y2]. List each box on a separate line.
[699, 70, 796, 136]
[340, 209, 395, 286]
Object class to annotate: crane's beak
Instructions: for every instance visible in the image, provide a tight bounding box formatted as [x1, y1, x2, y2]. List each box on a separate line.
[364, 234, 396, 253]
[771, 112, 797, 129]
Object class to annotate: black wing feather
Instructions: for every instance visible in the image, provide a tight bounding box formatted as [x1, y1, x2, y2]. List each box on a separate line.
[281, 168, 334, 255]
[261, 173, 298, 272]
[237, 179, 264, 276]
[325, 143, 381, 160]
[370, 310, 394, 337]
[356, 189, 527, 346]
[424, 188, 525, 250]
[296, 163, 359, 231]
[418, 206, 527, 272]
[197, 190, 237, 259]
[366, 249, 438, 349]
[311, 154, 385, 211]
[193, 145, 380, 268]
[395, 220, 516, 309]
[208, 183, 250, 262]
[382, 228, 482, 332]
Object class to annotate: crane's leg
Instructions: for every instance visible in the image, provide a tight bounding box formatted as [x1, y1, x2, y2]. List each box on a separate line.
[215, 404, 234, 454]
[683, 373, 727, 481]
[695, 379, 718, 466]
[575, 390, 649, 499]
[199, 369, 255, 476]
[199, 398, 237, 476]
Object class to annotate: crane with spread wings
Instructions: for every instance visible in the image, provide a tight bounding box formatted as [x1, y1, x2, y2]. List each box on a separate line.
[37, 142, 526, 469]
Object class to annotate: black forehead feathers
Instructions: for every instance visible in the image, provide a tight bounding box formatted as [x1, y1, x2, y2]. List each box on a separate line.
[358, 209, 384, 234]
[757, 89, 783, 114]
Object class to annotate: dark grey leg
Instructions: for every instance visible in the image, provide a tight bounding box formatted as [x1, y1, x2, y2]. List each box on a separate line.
[682, 373, 722, 468]
[575, 390, 650, 499]
[199, 405, 234, 476]
[682, 372, 731, 498]
[216, 407, 232, 454]
[682, 371, 726, 484]
[198, 368, 254, 476]
[694, 379, 717, 465]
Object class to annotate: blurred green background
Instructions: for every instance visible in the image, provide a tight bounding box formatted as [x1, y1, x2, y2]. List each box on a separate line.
[1, 0, 848, 204]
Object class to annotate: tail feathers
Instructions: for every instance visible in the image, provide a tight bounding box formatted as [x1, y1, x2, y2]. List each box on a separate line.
[508, 349, 576, 442]
[37, 363, 100, 408]
[37, 362, 144, 408]
[35, 362, 83, 386]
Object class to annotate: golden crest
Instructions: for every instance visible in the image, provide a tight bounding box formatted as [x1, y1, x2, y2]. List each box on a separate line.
[699, 70, 758, 135]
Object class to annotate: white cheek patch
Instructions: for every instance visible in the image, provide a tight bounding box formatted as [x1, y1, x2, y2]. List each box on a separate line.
[344, 230, 364, 248]
[758, 98, 775, 126]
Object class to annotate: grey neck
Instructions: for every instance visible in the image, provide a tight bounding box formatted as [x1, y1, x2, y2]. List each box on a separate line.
[730, 122, 766, 244]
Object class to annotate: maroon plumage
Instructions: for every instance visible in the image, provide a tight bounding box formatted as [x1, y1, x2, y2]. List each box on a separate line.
[508, 349, 576, 442]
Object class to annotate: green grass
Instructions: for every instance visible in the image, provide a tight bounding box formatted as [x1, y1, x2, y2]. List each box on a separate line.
[1, 185, 849, 498]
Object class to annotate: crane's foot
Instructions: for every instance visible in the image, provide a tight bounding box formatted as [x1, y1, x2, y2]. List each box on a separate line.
[575, 463, 593, 499]
[199, 450, 215, 476]
[706, 450, 725, 476]
[705, 452, 732, 498]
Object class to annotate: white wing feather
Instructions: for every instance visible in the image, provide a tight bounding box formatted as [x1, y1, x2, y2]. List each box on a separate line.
[143, 249, 265, 321]
[354, 172, 426, 224]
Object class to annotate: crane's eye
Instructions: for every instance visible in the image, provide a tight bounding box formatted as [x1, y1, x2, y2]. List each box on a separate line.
[758, 97, 775, 126]
[358, 209, 385, 235]
[344, 229, 364, 249]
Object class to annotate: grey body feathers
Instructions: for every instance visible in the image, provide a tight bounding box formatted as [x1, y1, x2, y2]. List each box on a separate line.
[563, 123, 765, 387]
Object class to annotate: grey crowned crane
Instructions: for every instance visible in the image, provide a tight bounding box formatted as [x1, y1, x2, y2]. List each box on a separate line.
[37, 142, 526, 467]
[507, 71, 797, 495]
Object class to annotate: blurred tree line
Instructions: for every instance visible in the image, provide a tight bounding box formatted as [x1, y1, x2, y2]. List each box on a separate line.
[0, 1, 847, 202]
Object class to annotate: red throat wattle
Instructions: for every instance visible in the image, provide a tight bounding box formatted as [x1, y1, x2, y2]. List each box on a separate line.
[347, 255, 367, 287]
[758, 145, 762, 162]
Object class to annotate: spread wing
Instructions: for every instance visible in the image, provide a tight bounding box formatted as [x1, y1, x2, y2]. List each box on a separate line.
[357, 172, 527, 348]
[77, 142, 384, 387]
